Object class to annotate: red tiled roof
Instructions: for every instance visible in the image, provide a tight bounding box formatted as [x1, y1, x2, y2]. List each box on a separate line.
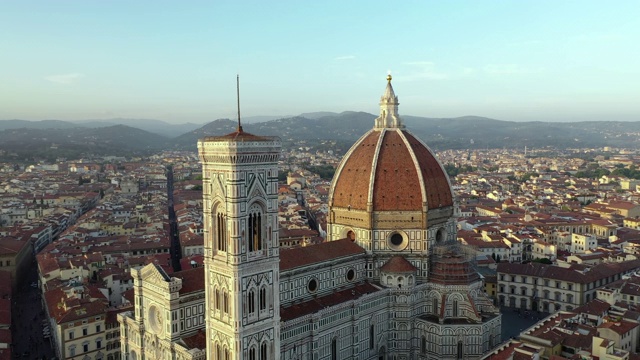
[173, 266, 205, 295]
[380, 256, 417, 273]
[280, 239, 365, 271]
[497, 259, 640, 284]
[44, 288, 107, 325]
[330, 129, 453, 212]
[598, 320, 639, 335]
[280, 282, 380, 321]
[201, 130, 275, 142]
[182, 330, 207, 350]
[331, 130, 381, 210]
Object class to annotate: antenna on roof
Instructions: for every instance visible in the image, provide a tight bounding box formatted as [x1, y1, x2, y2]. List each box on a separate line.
[236, 74, 243, 133]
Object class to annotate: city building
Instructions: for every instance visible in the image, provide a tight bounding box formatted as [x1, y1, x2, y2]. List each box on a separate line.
[122, 75, 501, 360]
[496, 260, 640, 312]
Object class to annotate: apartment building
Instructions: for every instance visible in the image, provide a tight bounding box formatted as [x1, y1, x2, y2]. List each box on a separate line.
[496, 260, 640, 312]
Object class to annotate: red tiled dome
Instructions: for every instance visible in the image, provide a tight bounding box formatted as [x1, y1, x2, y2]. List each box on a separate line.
[330, 128, 453, 212]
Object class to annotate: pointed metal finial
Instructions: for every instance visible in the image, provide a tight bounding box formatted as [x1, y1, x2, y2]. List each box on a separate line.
[236, 74, 243, 133]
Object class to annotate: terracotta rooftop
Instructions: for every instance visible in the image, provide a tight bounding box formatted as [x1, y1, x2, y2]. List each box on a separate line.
[181, 330, 207, 350]
[173, 266, 205, 295]
[380, 256, 417, 273]
[280, 282, 380, 321]
[200, 130, 276, 142]
[497, 259, 640, 284]
[598, 320, 639, 335]
[280, 239, 365, 271]
[330, 129, 452, 212]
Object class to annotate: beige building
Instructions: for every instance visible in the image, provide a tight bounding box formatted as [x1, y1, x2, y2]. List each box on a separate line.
[0, 234, 31, 289]
[571, 233, 597, 254]
[44, 286, 125, 360]
[497, 260, 640, 312]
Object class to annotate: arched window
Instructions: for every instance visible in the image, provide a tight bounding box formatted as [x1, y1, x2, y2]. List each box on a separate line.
[216, 212, 227, 252]
[421, 335, 427, 353]
[248, 290, 255, 315]
[223, 291, 229, 313]
[248, 206, 263, 252]
[249, 347, 256, 360]
[259, 287, 267, 311]
[453, 299, 458, 317]
[432, 297, 439, 315]
[225, 348, 230, 360]
[331, 338, 337, 360]
[215, 289, 220, 310]
[347, 230, 355, 241]
[260, 343, 268, 360]
[216, 344, 221, 360]
[457, 340, 463, 359]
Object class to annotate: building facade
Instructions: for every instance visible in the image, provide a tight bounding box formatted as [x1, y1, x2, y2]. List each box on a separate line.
[122, 76, 501, 360]
[496, 260, 640, 312]
[118, 265, 207, 360]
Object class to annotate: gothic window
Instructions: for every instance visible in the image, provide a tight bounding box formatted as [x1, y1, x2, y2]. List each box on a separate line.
[248, 290, 256, 315]
[259, 287, 267, 311]
[331, 338, 337, 360]
[216, 344, 221, 360]
[216, 212, 228, 252]
[452, 299, 458, 317]
[223, 291, 229, 313]
[260, 343, 267, 360]
[248, 206, 263, 252]
[457, 341, 463, 360]
[369, 325, 374, 349]
[225, 348, 230, 360]
[215, 289, 220, 310]
[249, 348, 256, 360]
[432, 297, 438, 315]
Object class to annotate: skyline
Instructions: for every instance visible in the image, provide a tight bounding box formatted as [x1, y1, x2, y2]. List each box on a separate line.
[1, 1, 639, 124]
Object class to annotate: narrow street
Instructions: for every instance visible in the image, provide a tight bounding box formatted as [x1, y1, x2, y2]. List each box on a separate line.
[11, 259, 56, 359]
[167, 165, 182, 271]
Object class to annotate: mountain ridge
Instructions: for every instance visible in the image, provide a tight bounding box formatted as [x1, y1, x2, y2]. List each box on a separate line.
[2, 114, 639, 161]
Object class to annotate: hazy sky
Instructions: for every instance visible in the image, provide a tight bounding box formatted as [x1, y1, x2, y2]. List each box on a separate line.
[1, 1, 639, 123]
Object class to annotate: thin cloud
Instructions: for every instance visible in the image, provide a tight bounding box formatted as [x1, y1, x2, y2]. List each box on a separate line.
[45, 73, 84, 84]
[334, 55, 356, 61]
[398, 61, 448, 81]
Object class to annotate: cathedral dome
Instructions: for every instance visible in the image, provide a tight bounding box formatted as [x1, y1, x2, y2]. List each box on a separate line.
[328, 76, 453, 215]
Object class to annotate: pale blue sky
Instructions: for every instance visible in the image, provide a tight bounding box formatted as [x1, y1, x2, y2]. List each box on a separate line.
[1, 1, 639, 123]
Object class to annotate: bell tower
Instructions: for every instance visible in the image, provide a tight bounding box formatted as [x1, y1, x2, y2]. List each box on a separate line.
[198, 79, 282, 360]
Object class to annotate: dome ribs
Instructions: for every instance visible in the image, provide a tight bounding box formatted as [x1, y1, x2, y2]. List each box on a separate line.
[404, 132, 453, 209]
[372, 130, 422, 211]
[332, 131, 381, 210]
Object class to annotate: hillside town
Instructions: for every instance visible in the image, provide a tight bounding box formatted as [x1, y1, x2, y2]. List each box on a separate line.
[1, 144, 640, 360]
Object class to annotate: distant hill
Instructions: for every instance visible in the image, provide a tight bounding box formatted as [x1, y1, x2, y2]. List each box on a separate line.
[0, 119, 203, 138]
[173, 112, 640, 152]
[299, 111, 339, 120]
[0, 119, 82, 131]
[0, 125, 167, 161]
[71, 119, 203, 138]
[3, 114, 640, 161]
